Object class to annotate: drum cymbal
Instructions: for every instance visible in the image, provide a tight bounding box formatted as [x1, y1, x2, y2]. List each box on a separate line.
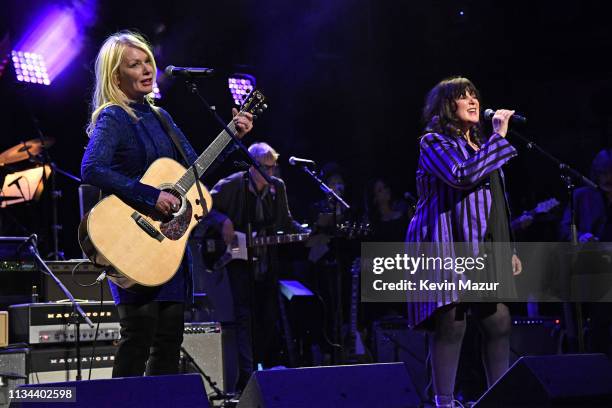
[0, 138, 55, 165]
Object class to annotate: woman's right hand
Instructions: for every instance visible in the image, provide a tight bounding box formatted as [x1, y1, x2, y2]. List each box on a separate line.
[491, 109, 516, 138]
[155, 191, 180, 216]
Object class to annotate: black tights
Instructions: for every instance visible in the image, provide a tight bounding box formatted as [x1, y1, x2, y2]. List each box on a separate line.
[112, 301, 185, 377]
[429, 303, 511, 404]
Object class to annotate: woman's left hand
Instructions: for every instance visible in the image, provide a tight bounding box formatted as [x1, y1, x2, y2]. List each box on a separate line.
[512, 254, 522, 275]
[232, 108, 254, 138]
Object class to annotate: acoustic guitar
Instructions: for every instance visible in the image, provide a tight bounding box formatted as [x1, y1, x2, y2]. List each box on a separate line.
[78, 90, 267, 289]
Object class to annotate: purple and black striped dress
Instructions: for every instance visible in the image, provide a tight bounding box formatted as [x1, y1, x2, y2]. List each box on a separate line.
[405, 132, 518, 327]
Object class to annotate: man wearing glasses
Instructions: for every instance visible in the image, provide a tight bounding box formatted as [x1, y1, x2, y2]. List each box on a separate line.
[207, 142, 307, 392]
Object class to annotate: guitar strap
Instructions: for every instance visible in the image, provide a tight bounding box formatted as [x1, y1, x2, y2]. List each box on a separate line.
[151, 106, 208, 217]
[150, 106, 191, 166]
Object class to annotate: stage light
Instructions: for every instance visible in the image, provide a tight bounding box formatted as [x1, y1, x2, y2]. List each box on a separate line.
[228, 73, 256, 106]
[151, 68, 162, 99]
[11, 50, 50, 85]
[14, 1, 97, 84]
[152, 82, 161, 99]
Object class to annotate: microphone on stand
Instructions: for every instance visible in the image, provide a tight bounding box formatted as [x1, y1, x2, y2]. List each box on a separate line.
[288, 156, 316, 167]
[484, 109, 527, 124]
[164, 65, 215, 78]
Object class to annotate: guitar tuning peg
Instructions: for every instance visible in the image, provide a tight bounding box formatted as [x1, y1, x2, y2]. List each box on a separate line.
[262, 104, 268, 110]
[256, 109, 263, 115]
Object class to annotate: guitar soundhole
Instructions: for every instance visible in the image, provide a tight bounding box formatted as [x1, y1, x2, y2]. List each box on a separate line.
[159, 187, 191, 240]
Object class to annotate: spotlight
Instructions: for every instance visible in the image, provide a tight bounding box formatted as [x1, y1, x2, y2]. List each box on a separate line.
[228, 73, 256, 106]
[11, 50, 50, 85]
[152, 81, 161, 99]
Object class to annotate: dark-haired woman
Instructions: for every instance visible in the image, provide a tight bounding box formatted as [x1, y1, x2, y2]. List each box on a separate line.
[406, 77, 522, 407]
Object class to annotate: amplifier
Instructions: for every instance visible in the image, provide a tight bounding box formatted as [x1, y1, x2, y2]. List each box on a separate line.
[43, 260, 110, 302]
[510, 316, 562, 362]
[0, 237, 39, 309]
[8, 302, 120, 345]
[0, 312, 7, 347]
[181, 322, 237, 395]
[28, 343, 117, 383]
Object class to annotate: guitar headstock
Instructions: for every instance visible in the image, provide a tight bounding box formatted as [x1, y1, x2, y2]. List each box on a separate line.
[239, 89, 268, 118]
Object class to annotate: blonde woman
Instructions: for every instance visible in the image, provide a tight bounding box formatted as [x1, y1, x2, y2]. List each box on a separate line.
[81, 31, 252, 377]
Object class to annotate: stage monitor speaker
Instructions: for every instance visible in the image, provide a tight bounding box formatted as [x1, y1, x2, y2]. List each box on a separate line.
[0, 348, 27, 408]
[372, 318, 428, 402]
[474, 353, 612, 407]
[8, 373, 209, 408]
[0, 312, 7, 347]
[236, 362, 420, 408]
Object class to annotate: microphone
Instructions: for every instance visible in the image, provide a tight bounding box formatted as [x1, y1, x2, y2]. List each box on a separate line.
[288, 156, 316, 167]
[7, 176, 23, 188]
[484, 109, 527, 124]
[164, 65, 215, 78]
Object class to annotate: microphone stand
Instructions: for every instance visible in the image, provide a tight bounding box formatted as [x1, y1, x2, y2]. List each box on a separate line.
[295, 164, 350, 363]
[20, 235, 94, 381]
[184, 81, 273, 377]
[509, 130, 597, 352]
[28, 118, 82, 260]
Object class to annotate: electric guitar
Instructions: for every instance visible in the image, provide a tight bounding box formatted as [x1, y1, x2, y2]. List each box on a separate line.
[201, 222, 371, 270]
[78, 90, 267, 289]
[205, 230, 312, 270]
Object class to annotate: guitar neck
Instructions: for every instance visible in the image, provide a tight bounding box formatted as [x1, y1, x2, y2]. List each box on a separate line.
[252, 233, 310, 247]
[174, 122, 237, 194]
[350, 271, 358, 337]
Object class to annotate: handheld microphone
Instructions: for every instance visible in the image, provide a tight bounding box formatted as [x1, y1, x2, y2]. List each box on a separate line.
[164, 65, 215, 78]
[484, 109, 527, 124]
[288, 156, 316, 167]
[7, 176, 23, 188]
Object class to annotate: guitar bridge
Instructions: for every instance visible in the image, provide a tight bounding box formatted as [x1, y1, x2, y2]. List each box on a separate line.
[131, 212, 165, 242]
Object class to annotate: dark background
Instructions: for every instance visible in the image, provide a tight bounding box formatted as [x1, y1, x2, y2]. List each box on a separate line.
[1, 0, 611, 258]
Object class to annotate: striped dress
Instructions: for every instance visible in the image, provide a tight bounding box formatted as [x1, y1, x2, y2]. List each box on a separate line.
[405, 132, 517, 327]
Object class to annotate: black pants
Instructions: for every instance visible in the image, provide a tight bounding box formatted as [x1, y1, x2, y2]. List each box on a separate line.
[112, 301, 185, 377]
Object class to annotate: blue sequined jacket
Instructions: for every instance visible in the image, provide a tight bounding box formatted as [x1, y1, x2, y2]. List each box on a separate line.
[81, 102, 198, 304]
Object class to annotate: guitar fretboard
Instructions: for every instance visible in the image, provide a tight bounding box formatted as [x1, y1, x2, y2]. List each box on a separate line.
[174, 122, 238, 194]
[252, 233, 310, 247]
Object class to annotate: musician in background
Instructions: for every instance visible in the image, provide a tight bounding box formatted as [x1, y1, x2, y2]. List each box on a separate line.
[205, 142, 307, 391]
[560, 148, 612, 243]
[367, 177, 413, 243]
[81, 31, 252, 378]
[559, 148, 612, 357]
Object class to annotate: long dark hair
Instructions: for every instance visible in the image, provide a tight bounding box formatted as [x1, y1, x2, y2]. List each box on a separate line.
[422, 76, 484, 143]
